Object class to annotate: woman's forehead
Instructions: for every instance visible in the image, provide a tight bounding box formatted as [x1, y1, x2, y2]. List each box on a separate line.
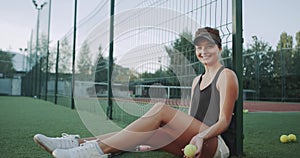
[194, 40, 216, 47]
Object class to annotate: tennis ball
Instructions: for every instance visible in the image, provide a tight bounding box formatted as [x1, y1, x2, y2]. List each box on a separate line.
[184, 144, 197, 157]
[280, 135, 289, 143]
[243, 109, 249, 113]
[288, 134, 297, 142]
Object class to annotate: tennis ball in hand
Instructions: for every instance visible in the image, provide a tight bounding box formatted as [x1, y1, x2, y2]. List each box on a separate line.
[288, 134, 297, 142]
[280, 135, 289, 143]
[184, 144, 197, 157]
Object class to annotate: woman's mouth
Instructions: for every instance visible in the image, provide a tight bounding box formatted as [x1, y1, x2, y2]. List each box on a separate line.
[202, 54, 211, 60]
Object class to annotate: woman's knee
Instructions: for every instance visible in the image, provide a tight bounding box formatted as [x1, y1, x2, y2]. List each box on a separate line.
[153, 103, 172, 114]
[144, 103, 170, 118]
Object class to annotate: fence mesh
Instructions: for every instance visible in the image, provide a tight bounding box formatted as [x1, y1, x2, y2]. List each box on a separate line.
[14, 0, 299, 156]
[22, 0, 300, 112]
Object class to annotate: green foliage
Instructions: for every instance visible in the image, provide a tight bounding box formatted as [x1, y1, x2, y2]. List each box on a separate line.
[243, 36, 274, 100]
[165, 31, 203, 75]
[276, 32, 293, 50]
[0, 50, 16, 77]
[58, 37, 72, 74]
[77, 40, 93, 81]
[244, 32, 300, 101]
[94, 46, 108, 83]
[135, 31, 200, 88]
[221, 46, 233, 68]
[296, 31, 300, 48]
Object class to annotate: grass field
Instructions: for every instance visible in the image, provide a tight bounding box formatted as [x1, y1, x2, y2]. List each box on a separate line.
[0, 96, 299, 158]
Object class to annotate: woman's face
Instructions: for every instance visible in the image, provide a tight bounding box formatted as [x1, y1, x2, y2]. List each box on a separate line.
[195, 40, 221, 66]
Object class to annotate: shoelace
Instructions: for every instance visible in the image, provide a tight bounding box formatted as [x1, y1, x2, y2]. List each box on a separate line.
[82, 139, 100, 144]
[51, 133, 79, 148]
[75, 141, 99, 157]
[61, 133, 80, 139]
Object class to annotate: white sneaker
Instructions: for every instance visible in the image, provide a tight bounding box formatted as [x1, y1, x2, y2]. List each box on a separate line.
[52, 141, 110, 158]
[33, 133, 80, 153]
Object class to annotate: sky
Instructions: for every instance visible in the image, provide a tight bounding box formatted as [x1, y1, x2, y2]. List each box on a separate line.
[0, 0, 299, 53]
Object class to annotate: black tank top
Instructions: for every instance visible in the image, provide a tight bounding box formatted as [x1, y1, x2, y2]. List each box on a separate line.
[190, 66, 224, 126]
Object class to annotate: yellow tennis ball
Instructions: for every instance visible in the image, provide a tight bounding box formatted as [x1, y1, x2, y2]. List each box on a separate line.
[280, 135, 289, 143]
[184, 144, 197, 157]
[288, 134, 297, 142]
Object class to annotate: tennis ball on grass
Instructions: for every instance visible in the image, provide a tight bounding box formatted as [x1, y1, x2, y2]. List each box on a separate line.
[280, 135, 289, 143]
[184, 144, 197, 157]
[243, 109, 249, 113]
[288, 134, 297, 142]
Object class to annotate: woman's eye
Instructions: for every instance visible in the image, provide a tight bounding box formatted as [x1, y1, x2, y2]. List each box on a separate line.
[207, 45, 214, 48]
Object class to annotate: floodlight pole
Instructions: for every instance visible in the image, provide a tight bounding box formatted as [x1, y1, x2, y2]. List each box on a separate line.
[45, 0, 52, 101]
[32, 1, 47, 98]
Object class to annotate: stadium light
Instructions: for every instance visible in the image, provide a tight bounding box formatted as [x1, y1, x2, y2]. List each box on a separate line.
[32, 0, 47, 98]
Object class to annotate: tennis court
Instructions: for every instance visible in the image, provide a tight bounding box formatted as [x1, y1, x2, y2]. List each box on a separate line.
[0, 96, 299, 157]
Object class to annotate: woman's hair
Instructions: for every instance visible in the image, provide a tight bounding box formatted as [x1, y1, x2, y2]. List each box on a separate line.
[194, 27, 222, 49]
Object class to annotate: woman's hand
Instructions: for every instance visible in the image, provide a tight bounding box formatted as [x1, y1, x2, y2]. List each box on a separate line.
[183, 135, 204, 158]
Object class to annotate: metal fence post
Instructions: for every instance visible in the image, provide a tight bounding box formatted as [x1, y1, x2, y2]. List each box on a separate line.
[107, 0, 115, 120]
[71, 0, 78, 109]
[55, 40, 60, 104]
[233, 0, 243, 157]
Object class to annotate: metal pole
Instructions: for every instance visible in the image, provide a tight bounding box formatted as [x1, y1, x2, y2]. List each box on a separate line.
[107, 0, 115, 120]
[55, 40, 60, 104]
[34, 8, 40, 98]
[32, 1, 47, 98]
[280, 48, 286, 101]
[71, 0, 78, 109]
[232, 0, 243, 157]
[45, 0, 52, 101]
[255, 51, 259, 100]
[38, 57, 42, 99]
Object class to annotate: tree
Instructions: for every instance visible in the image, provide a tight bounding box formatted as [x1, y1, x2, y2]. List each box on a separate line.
[275, 32, 299, 101]
[94, 46, 108, 83]
[58, 37, 72, 74]
[296, 31, 300, 48]
[165, 31, 199, 86]
[0, 50, 15, 78]
[221, 46, 232, 68]
[243, 36, 275, 100]
[77, 40, 93, 81]
[276, 32, 293, 50]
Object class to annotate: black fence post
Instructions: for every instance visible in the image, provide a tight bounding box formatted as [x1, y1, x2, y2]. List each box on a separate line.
[71, 0, 78, 109]
[55, 40, 60, 104]
[107, 0, 115, 120]
[233, 0, 244, 157]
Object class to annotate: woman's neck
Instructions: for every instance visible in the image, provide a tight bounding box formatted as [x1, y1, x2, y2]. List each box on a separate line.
[204, 63, 223, 77]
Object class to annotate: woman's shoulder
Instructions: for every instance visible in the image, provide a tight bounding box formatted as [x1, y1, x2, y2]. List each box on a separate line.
[222, 68, 237, 77]
[219, 68, 238, 84]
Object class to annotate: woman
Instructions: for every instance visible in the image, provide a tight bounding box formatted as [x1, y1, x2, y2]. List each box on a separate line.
[34, 27, 238, 158]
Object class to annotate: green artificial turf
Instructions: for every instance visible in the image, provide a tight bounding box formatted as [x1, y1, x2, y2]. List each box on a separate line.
[0, 96, 299, 157]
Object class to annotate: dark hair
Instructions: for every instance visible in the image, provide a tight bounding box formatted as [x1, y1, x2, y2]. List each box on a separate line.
[194, 27, 222, 49]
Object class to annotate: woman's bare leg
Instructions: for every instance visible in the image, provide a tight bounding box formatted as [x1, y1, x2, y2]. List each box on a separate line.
[78, 132, 118, 144]
[145, 124, 218, 158]
[97, 103, 218, 157]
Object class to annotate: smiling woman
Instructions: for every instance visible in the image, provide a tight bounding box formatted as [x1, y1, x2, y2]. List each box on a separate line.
[33, 27, 239, 158]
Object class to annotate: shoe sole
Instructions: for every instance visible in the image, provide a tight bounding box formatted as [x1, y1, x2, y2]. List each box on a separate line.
[33, 135, 53, 154]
